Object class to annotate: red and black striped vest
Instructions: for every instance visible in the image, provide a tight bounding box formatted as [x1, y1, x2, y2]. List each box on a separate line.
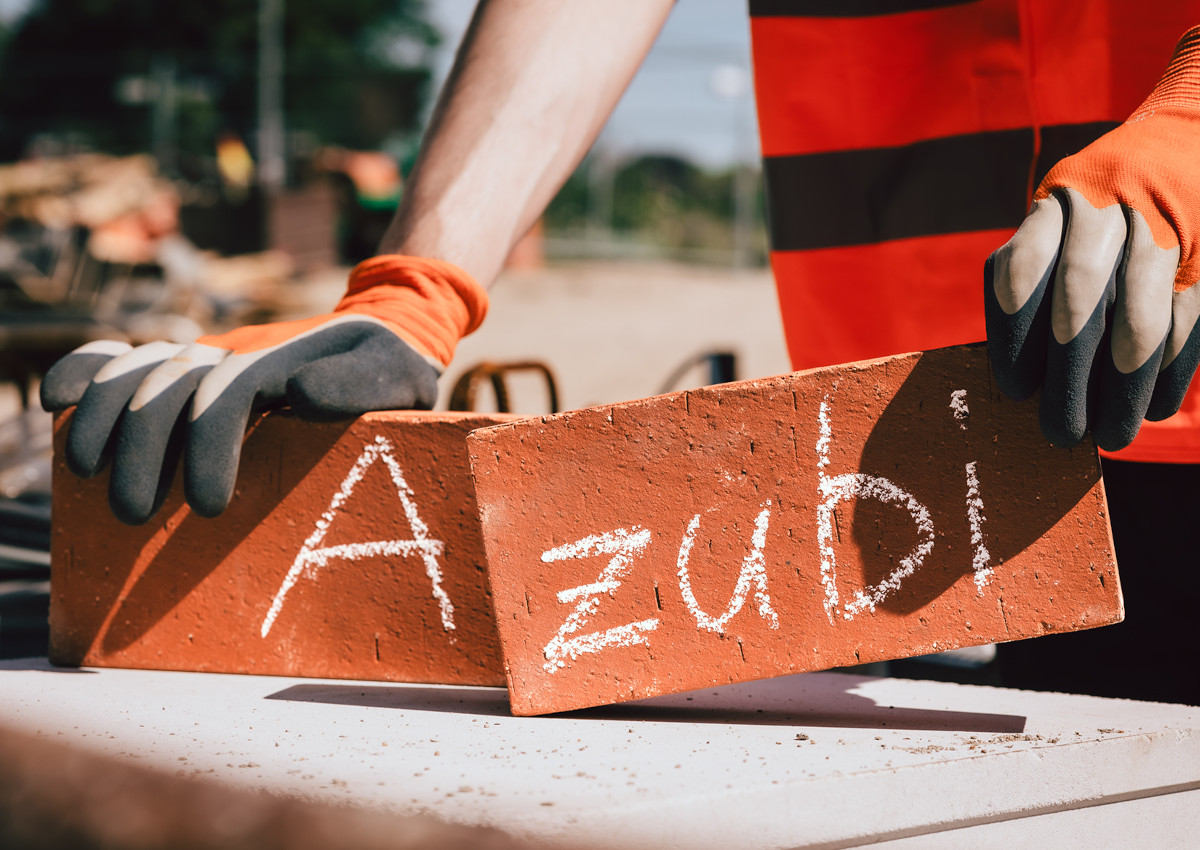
[750, 0, 1200, 462]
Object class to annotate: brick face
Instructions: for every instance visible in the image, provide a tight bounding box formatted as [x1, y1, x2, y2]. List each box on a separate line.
[468, 345, 1123, 716]
[51, 409, 516, 686]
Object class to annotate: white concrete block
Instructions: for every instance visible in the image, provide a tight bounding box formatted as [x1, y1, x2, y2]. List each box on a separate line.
[0, 659, 1196, 848]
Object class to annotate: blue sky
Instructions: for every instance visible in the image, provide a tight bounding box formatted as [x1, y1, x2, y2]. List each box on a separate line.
[0, 0, 26, 22]
[426, 1, 759, 168]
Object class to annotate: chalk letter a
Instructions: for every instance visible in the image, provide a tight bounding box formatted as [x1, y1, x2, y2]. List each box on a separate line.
[260, 436, 451, 639]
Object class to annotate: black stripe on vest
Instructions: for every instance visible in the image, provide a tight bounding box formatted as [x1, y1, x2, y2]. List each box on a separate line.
[763, 129, 1032, 251]
[749, 0, 983, 18]
[1034, 121, 1120, 186]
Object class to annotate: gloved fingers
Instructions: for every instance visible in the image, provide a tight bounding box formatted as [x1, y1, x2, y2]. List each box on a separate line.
[184, 348, 281, 518]
[108, 344, 228, 525]
[985, 196, 1064, 401]
[1148, 284, 1200, 421]
[1092, 209, 1178, 451]
[40, 340, 133, 411]
[65, 341, 187, 478]
[286, 328, 439, 419]
[1039, 188, 1127, 447]
[183, 316, 404, 516]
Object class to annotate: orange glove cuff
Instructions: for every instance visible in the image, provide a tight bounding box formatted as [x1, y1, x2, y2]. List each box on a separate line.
[1130, 26, 1200, 120]
[337, 254, 489, 367]
[1033, 26, 1200, 291]
[198, 255, 488, 367]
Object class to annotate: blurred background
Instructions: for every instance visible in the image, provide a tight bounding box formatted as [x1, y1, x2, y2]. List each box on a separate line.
[0, 0, 793, 659]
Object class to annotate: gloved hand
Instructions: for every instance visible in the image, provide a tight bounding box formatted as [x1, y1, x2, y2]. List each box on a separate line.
[41, 255, 487, 524]
[986, 26, 1200, 451]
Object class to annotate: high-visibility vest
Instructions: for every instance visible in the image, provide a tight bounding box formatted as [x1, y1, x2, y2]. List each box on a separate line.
[749, 0, 1200, 463]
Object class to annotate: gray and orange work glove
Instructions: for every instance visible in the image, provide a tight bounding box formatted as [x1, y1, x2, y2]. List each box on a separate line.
[40, 255, 487, 525]
[986, 26, 1200, 451]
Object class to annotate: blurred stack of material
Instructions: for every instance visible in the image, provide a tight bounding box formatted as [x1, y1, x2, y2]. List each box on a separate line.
[0, 154, 179, 290]
[0, 152, 337, 347]
[0, 153, 202, 354]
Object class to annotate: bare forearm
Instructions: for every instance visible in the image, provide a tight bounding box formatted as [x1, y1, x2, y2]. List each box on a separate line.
[380, 0, 674, 285]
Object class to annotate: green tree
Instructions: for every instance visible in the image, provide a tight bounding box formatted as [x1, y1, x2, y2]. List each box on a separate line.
[0, 0, 438, 162]
[545, 153, 767, 264]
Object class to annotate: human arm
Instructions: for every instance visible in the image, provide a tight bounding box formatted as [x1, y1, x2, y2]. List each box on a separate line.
[40, 0, 676, 524]
[383, 0, 675, 285]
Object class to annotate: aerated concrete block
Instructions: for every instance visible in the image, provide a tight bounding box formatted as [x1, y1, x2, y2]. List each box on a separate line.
[467, 344, 1123, 715]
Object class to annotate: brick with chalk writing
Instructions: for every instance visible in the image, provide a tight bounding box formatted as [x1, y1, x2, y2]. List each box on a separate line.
[467, 344, 1122, 716]
[50, 409, 517, 686]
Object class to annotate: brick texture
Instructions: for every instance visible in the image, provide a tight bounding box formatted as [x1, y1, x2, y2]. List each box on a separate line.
[51, 410, 517, 686]
[468, 345, 1123, 716]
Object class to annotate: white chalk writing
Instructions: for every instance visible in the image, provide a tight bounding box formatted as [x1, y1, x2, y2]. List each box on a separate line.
[261, 435, 453, 639]
[951, 391, 992, 591]
[537, 390, 999, 672]
[542, 527, 656, 673]
[816, 397, 935, 621]
[949, 389, 970, 429]
[965, 460, 992, 591]
[676, 502, 779, 632]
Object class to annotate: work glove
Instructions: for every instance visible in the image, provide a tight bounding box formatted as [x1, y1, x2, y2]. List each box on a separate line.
[41, 255, 487, 524]
[986, 26, 1200, 451]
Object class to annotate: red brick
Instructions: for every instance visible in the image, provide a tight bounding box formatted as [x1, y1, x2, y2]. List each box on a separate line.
[50, 409, 518, 686]
[467, 345, 1123, 716]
